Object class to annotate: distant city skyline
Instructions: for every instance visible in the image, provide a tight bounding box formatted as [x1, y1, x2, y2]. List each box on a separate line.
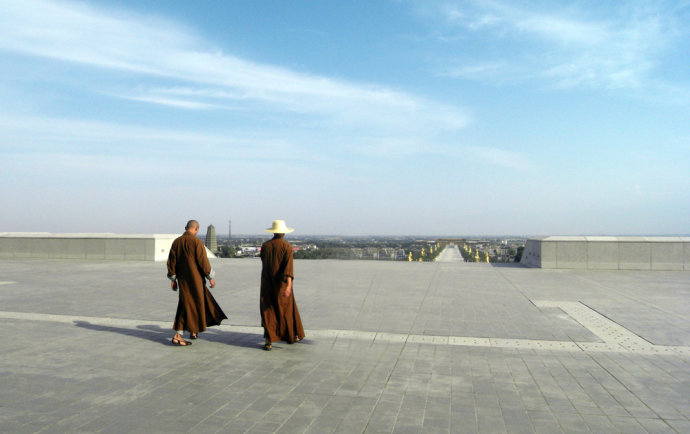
[1, 1, 689, 236]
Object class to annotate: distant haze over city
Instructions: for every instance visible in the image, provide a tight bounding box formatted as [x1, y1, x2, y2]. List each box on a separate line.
[1, 1, 688, 236]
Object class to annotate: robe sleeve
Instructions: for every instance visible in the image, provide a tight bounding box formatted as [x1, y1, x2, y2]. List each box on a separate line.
[283, 242, 294, 282]
[196, 238, 214, 279]
[166, 239, 177, 280]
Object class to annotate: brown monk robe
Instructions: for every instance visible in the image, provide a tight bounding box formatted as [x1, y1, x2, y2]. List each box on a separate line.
[260, 221, 305, 350]
[167, 220, 227, 346]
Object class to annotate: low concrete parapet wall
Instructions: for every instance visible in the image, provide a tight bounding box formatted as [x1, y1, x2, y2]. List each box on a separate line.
[0, 233, 179, 261]
[521, 236, 690, 270]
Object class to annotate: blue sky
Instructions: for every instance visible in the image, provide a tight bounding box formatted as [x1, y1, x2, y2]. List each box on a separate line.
[1, 0, 689, 236]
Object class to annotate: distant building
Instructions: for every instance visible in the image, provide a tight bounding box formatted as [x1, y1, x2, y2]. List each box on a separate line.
[237, 246, 260, 257]
[205, 224, 217, 253]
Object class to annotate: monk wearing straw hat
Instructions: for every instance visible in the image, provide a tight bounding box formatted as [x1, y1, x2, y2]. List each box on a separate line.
[260, 220, 305, 350]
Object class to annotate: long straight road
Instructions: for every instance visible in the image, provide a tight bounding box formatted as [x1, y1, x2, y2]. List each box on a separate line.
[435, 243, 465, 262]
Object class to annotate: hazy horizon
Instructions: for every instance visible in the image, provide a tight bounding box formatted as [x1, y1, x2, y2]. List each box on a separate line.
[3, 231, 689, 240]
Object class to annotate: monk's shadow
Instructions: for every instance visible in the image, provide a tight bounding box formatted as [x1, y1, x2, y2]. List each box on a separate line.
[175, 327, 313, 350]
[73, 321, 266, 349]
[208, 332, 314, 351]
[199, 329, 276, 349]
[74, 321, 173, 346]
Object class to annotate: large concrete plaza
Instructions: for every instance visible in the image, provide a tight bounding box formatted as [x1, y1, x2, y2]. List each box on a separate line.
[1, 246, 689, 433]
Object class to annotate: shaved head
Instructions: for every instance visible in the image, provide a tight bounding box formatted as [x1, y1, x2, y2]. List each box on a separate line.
[185, 220, 199, 230]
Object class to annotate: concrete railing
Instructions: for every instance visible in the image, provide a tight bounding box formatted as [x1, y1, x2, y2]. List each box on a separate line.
[0, 233, 182, 261]
[521, 236, 690, 270]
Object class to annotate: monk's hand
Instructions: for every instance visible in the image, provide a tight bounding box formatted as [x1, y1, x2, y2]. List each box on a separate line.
[171, 280, 177, 291]
[282, 280, 292, 298]
[209, 278, 215, 288]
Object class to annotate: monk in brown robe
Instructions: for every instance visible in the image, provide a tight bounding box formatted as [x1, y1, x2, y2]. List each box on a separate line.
[167, 219, 227, 346]
[260, 220, 305, 350]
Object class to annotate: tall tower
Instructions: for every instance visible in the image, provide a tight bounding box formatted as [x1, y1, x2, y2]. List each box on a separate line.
[205, 224, 217, 253]
[228, 219, 232, 239]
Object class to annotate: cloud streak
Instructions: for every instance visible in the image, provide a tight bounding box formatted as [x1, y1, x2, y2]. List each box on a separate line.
[433, 0, 683, 91]
[0, 114, 312, 163]
[0, 0, 535, 179]
[0, 0, 469, 136]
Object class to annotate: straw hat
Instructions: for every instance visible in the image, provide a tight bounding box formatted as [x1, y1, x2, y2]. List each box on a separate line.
[265, 220, 294, 234]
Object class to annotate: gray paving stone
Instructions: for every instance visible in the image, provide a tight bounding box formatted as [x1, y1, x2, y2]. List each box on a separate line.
[607, 415, 648, 433]
[390, 423, 423, 434]
[249, 421, 285, 433]
[552, 412, 590, 433]
[421, 414, 451, 431]
[277, 414, 314, 434]
[526, 410, 562, 433]
[365, 398, 402, 431]
[500, 409, 534, 434]
[334, 398, 377, 433]
[225, 417, 260, 433]
[579, 413, 617, 432]
[1, 257, 689, 433]
[634, 417, 677, 433]
[476, 406, 507, 433]
[497, 390, 523, 410]
[666, 419, 690, 433]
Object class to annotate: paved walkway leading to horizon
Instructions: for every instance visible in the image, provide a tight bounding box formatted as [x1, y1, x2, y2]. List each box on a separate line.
[435, 244, 465, 263]
[1, 250, 689, 433]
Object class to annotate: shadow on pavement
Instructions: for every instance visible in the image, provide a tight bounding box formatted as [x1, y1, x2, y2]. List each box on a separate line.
[74, 321, 170, 345]
[490, 263, 525, 268]
[73, 321, 265, 349]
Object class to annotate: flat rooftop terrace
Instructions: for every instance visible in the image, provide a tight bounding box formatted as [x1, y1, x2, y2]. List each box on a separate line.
[1, 247, 689, 433]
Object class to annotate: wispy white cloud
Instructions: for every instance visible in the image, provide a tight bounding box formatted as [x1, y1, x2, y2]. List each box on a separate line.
[433, 144, 534, 172]
[432, 0, 683, 92]
[437, 61, 517, 83]
[121, 95, 224, 110]
[0, 114, 311, 163]
[0, 0, 535, 174]
[463, 146, 533, 172]
[346, 136, 534, 172]
[0, 0, 469, 136]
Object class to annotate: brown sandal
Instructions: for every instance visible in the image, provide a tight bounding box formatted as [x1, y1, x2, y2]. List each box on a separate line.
[172, 338, 192, 346]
